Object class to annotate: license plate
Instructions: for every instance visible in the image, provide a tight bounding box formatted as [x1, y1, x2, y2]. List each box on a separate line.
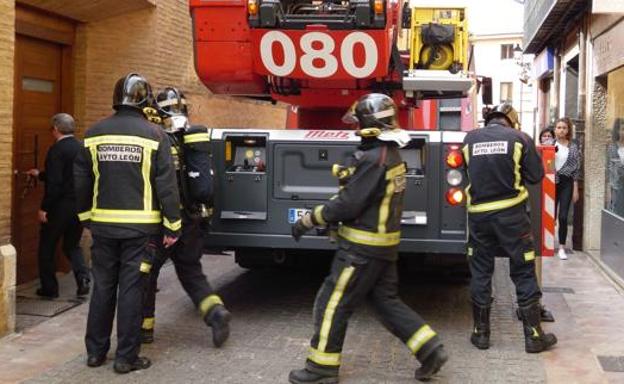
[288, 208, 310, 224]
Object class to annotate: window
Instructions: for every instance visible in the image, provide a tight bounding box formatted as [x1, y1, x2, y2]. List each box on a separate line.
[501, 44, 514, 60]
[500, 82, 513, 103]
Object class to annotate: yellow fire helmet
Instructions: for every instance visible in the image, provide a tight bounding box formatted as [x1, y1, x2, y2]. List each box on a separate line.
[484, 102, 521, 130]
[342, 93, 411, 148]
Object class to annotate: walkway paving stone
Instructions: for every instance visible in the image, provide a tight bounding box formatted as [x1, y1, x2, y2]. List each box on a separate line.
[0, 250, 621, 383]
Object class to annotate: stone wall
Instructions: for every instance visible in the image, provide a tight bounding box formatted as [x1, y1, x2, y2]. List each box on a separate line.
[73, 0, 285, 131]
[584, 78, 608, 251]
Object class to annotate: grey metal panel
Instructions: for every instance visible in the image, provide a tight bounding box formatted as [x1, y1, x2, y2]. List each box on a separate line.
[601, 210, 624, 280]
[273, 143, 355, 200]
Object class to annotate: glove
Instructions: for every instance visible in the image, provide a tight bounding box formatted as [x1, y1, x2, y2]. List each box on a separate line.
[291, 212, 315, 242]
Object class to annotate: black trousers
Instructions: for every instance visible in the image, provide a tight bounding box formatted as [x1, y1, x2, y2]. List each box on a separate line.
[305, 249, 441, 375]
[556, 174, 574, 246]
[468, 204, 542, 307]
[38, 201, 88, 294]
[85, 235, 156, 363]
[143, 219, 217, 326]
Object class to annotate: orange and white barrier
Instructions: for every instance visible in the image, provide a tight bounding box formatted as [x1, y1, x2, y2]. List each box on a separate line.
[539, 146, 556, 257]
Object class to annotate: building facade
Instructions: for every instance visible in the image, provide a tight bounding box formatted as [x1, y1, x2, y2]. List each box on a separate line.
[524, 0, 624, 279]
[0, 0, 286, 337]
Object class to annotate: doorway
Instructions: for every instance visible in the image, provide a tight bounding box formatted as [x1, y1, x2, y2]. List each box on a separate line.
[12, 5, 75, 285]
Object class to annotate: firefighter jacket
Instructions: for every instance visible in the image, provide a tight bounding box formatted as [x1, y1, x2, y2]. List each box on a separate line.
[311, 139, 407, 260]
[74, 107, 182, 239]
[462, 123, 544, 214]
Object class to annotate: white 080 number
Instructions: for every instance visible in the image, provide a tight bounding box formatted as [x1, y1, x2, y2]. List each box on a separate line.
[259, 31, 379, 79]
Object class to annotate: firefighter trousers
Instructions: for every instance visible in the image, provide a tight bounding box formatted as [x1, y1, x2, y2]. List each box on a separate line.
[305, 249, 442, 375]
[85, 235, 156, 363]
[468, 204, 542, 307]
[143, 218, 220, 329]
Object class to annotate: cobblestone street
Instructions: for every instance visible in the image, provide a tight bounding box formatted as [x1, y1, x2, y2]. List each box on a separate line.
[1, 250, 623, 384]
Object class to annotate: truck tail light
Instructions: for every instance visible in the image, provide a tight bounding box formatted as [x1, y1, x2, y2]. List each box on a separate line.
[446, 146, 464, 168]
[446, 187, 464, 206]
[248, 0, 258, 15]
[374, 0, 384, 14]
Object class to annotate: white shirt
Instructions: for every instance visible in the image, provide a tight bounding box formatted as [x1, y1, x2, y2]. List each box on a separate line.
[555, 142, 569, 172]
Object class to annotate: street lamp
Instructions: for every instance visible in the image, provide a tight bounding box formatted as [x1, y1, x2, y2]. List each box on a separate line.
[512, 44, 534, 137]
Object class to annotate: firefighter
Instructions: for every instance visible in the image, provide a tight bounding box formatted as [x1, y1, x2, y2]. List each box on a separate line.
[462, 102, 557, 353]
[141, 87, 231, 348]
[74, 73, 181, 373]
[289, 93, 448, 384]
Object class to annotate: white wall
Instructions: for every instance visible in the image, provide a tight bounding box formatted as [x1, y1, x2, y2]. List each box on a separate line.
[472, 36, 536, 137]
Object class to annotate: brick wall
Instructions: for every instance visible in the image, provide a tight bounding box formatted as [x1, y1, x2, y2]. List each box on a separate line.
[0, 0, 15, 245]
[74, 1, 285, 131]
[0, 0, 15, 337]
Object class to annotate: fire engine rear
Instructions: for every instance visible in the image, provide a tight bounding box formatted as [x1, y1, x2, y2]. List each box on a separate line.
[189, 1, 484, 266]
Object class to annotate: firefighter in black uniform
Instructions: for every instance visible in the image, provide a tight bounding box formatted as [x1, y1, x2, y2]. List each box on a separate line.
[141, 87, 231, 347]
[462, 103, 557, 353]
[74, 73, 181, 373]
[288, 94, 448, 384]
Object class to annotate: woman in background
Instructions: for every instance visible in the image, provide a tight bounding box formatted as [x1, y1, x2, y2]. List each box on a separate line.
[539, 127, 555, 146]
[554, 117, 581, 260]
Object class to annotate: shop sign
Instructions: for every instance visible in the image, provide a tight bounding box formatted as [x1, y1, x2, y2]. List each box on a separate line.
[594, 20, 624, 76]
[593, 0, 624, 13]
[533, 47, 554, 79]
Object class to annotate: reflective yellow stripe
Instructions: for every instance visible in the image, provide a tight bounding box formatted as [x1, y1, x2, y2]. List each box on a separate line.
[90, 146, 100, 210]
[90, 209, 162, 224]
[163, 217, 182, 231]
[142, 317, 155, 330]
[318, 266, 355, 352]
[385, 162, 406, 180]
[314, 205, 326, 226]
[307, 348, 341, 367]
[184, 132, 211, 144]
[78, 211, 91, 221]
[378, 174, 397, 234]
[338, 226, 401, 246]
[513, 142, 524, 193]
[467, 247, 473, 257]
[84, 135, 160, 150]
[140, 262, 152, 273]
[171, 146, 178, 155]
[143, 148, 153, 211]
[467, 189, 528, 213]
[462, 145, 472, 206]
[199, 294, 224, 316]
[407, 324, 437, 354]
[524, 250, 535, 262]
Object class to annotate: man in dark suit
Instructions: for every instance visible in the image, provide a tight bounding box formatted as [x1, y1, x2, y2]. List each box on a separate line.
[27, 113, 90, 298]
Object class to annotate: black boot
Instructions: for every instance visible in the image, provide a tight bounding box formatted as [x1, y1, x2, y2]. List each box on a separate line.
[204, 305, 231, 348]
[515, 304, 555, 322]
[470, 302, 491, 350]
[288, 368, 339, 384]
[414, 345, 448, 381]
[141, 328, 154, 344]
[76, 277, 90, 296]
[519, 302, 557, 353]
[113, 356, 151, 374]
[540, 305, 555, 322]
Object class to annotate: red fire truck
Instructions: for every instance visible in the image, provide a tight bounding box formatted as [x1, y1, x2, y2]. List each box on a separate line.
[188, 1, 508, 267]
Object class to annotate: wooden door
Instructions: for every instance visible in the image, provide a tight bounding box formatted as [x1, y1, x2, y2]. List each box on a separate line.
[12, 35, 63, 284]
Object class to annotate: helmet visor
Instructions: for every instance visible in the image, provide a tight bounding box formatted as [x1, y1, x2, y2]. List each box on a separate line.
[157, 97, 188, 117]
